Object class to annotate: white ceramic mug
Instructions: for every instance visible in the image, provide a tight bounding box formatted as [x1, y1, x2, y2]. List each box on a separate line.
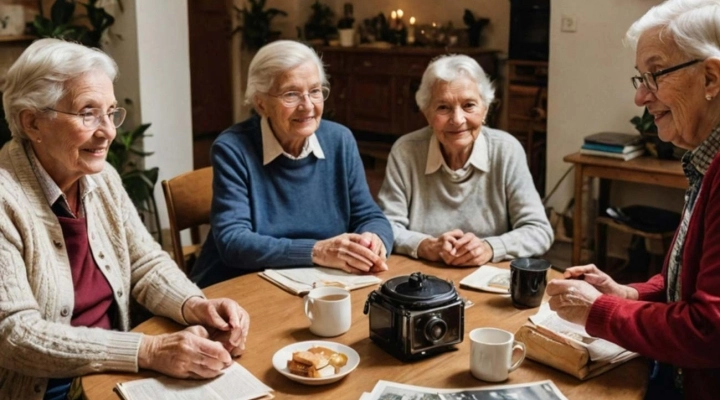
[469, 327, 526, 382]
[303, 287, 351, 337]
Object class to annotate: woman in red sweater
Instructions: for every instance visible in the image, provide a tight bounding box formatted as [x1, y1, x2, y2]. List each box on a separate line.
[547, 0, 720, 399]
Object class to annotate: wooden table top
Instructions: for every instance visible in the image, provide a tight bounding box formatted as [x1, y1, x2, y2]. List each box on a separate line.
[82, 256, 648, 399]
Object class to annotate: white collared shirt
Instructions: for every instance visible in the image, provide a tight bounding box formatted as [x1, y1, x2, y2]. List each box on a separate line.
[424, 131, 490, 180]
[261, 117, 325, 165]
[24, 141, 95, 218]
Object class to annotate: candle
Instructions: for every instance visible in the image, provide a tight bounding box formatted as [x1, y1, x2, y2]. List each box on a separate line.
[391, 10, 397, 20]
[408, 17, 416, 44]
[390, 10, 397, 29]
[397, 9, 404, 19]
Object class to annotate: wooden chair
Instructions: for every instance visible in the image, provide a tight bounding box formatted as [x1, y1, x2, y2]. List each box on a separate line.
[161, 167, 213, 275]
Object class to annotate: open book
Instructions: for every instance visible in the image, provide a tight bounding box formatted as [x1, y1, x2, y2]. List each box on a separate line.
[515, 303, 638, 380]
[258, 267, 382, 296]
[459, 265, 510, 293]
[115, 363, 273, 400]
[363, 379, 567, 400]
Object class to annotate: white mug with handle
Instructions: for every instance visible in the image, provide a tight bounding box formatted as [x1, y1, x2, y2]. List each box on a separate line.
[469, 327, 526, 382]
[303, 287, 351, 337]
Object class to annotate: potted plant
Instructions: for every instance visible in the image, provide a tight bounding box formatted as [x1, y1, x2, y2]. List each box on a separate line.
[106, 122, 162, 242]
[30, 0, 115, 48]
[304, 0, 336, 46]
[337, 3, 355, 47]
[233, 0, 287, 51]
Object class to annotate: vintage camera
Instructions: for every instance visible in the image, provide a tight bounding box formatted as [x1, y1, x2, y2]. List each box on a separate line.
[363, 272, 464, 361]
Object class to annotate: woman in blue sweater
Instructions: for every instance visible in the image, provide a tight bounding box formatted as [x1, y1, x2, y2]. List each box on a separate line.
[192, 40, 393, 287]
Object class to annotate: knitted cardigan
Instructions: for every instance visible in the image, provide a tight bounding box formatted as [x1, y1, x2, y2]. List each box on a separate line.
[0, 140, 204, 400]
[587, 150, 720, 399]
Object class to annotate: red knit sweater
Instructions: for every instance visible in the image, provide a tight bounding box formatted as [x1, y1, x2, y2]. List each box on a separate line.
[586, 152, 720, 399]
[57, 216, 113, 329]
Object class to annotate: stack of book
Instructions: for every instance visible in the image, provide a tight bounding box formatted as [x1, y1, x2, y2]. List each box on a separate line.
[580, 132, 645, 161]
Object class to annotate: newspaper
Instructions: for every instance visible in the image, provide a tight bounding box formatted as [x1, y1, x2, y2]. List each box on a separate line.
[259, 267, 381, 296]
[365, 379, 567, 400]
[529, 302, 637, 363]
[459, 265, 510, 293]
[115, 363, 273, 400]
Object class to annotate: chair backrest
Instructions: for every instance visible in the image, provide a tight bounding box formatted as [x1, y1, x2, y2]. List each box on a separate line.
[161, 166, 213, 275]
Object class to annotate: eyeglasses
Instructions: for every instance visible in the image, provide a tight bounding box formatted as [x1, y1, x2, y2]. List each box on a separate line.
[46, 107, 127, 129]
[265, 87, 330, 107]
[631, 59, 701, 92]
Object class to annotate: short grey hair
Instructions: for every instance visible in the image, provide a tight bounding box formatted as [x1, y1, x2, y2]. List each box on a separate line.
[245, 40, 328, 108]
[415, 54, 495, 113]
[2, 38, 118, 140]
[625, 0, 720, 59]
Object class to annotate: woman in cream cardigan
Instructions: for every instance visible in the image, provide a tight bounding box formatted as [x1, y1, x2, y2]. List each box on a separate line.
[0, 39, 249, 400]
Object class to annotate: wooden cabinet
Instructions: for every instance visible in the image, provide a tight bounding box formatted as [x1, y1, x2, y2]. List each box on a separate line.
[317, 47, 499, 137]
[506, 60, 548, 195]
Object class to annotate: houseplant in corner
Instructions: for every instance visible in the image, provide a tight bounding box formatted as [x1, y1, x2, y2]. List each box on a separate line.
[233, 0, 287, 51]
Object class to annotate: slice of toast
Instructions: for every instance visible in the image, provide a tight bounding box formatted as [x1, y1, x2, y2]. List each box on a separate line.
[287, 360, 312, 377]
[292, 351, 329, 369]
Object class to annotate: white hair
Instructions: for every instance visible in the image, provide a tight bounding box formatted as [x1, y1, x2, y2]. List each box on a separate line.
[415, 54, 495, 113]
[2, 38, 118, 140]
[245, 40, 328, 108]
[625, 0, 720, 59]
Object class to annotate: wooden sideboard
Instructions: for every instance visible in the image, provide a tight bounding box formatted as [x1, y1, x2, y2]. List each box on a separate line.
[316, 46, 500, 137]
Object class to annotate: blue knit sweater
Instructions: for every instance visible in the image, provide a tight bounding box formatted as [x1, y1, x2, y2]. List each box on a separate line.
[191, 116, 393, 287]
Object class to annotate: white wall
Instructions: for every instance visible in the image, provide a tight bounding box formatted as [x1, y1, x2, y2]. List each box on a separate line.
[105, 0, 194, 234]
[546, 0, 685, 214]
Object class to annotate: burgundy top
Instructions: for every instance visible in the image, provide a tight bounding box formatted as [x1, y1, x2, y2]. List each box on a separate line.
[57, 215, 114, 329]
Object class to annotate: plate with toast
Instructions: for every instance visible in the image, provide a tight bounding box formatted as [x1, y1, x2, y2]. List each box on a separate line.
[272, 341, 360, 385]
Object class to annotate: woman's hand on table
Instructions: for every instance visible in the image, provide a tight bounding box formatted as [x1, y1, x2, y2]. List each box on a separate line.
[312, 233, 388, 274]
[418, 230, 493, 267]
[546, 279, 602, 326]
[418, 230, 462, 263]
[138, 326, 232, 379]
[444, 232, 493, 267]
[563, 264, 639, 300]
[182, 297, 250, 357]
[358, 231, 388, 272]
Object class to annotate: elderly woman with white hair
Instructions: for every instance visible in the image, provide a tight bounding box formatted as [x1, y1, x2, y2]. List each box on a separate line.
[0, 39, 250, 400]
[546, 0, 720, 398]
[377, 55, 552, 267]
[191, 40, 393, 287]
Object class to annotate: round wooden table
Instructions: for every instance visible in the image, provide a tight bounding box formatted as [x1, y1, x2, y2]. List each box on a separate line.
[82, 255, 648, 399]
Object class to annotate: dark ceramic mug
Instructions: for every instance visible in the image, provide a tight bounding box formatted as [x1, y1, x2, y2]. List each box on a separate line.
[510, 258, 551, 309]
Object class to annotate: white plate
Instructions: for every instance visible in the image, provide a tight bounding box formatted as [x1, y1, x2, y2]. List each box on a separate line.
[272, 341, 360, 385]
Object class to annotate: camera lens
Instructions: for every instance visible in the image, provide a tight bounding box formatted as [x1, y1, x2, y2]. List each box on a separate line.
[424, 317, 448, 343]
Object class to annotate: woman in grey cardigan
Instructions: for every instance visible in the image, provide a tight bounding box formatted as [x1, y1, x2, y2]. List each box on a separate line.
[378, 55, 553, 266]
[0, 39, 249, 400]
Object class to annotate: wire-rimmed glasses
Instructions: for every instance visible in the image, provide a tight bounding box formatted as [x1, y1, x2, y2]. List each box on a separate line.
[265, 87, 330, 107]
[47, 107, 127, 129]
[631, 59, 700, 92]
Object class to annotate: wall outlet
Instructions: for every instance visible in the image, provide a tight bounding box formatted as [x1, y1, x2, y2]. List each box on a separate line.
[561, 15, 577, 33]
